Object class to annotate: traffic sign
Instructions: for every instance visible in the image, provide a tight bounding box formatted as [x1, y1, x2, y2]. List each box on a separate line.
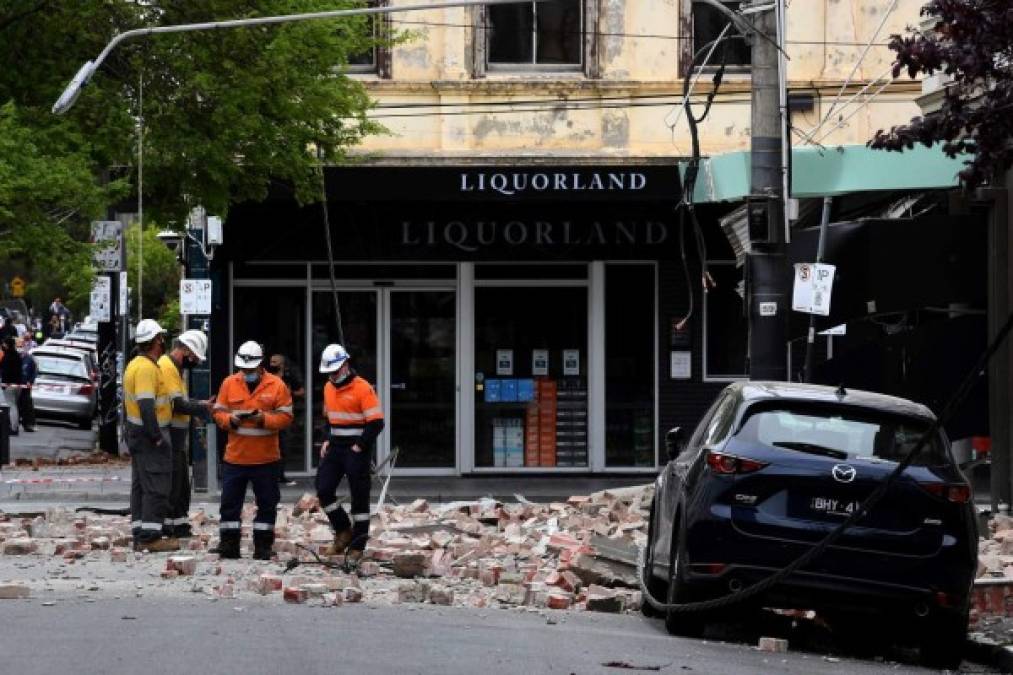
[90, 276, 111, 322]
[180, 279, 212, 315]
[91, 221, 122, 272]
[792, 262, 835, 316]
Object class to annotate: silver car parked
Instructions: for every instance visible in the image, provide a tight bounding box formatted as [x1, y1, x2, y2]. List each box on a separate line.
[30, 348, 97, 429]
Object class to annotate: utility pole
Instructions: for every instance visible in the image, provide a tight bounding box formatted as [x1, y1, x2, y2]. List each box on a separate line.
[746, 0, 789, 381]
[184, 207, 215, 493]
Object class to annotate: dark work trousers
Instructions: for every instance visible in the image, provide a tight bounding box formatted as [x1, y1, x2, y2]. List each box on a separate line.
[128, 426, 173, 543]
[165, 427, 191, 537]
[219, 462, 280, 548]
[316, 444, 371, 551]
[17, 387, 34, 429]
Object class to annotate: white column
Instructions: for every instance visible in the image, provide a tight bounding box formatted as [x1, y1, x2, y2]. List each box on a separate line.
[589, 261, 606, 472]
[458, 263, 475, 474]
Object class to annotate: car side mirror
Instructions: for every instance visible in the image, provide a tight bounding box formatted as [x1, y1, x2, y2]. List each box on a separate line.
[665, 426, 685, 461]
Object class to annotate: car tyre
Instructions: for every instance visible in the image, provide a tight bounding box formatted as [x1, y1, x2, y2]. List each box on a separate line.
[664, 513, 705, 638]
[641, 499, 666, 618]
[918, 609, 967, 670]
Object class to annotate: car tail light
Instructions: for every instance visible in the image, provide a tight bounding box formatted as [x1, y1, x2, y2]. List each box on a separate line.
[706, 450, 768, 475]
[919, 482, 971, 503]
[77, 384, 94, 396]
[91, 370, 98, 382]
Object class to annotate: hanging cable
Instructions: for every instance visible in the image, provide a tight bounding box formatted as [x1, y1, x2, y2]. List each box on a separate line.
[317, 148, 345, 345]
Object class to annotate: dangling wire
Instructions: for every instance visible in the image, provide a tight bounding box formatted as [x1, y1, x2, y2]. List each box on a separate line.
[317, 147, 345, 345]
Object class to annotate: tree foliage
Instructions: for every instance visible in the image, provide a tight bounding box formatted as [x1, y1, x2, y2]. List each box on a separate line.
[869, 0, 1013, 188]
[124, 224, 181, 331]
[0, 0, 392, 308]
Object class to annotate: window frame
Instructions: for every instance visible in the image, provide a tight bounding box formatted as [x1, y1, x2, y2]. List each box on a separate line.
[342, 1, 392, 78]
[472, 0, 599, 78]
[682, 0, 752, 75]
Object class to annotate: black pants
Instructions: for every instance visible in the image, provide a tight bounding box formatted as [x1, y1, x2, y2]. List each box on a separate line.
[128, 427, 172, 543]
[17, 387, 34, 429]
[219, 462, 279, 544]
[316, 443, 371, 551]
[166, 428, 191, 536]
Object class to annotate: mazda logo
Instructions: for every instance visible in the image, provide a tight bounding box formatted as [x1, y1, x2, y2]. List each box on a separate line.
[832, 464, 857, 483]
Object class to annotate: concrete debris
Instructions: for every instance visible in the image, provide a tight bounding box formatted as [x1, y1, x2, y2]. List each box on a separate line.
[0, 484, 656, 613]
[758, 637, 789, 653]
[0, 583, 30, 599]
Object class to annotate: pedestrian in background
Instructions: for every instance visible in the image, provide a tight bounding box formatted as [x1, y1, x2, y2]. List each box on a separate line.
[157, 330, 213, 538]
[212, 342, 293, 560]
[124, 319, 178, 553]
[17, 337, 35, 432]
[0, 337, 22, 434]
[267, 352, 303, 486]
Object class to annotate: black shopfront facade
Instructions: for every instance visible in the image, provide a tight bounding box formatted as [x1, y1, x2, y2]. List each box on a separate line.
[209, 164, 734, 477]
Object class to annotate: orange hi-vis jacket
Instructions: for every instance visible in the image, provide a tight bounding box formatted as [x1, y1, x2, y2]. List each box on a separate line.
[212, 371, 293, 465]
[324, 375, 384, 445]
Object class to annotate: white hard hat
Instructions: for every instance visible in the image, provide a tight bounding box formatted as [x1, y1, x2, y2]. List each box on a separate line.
[234, 340, 263, 368]
[178, 329, 208, 362]
[319, 344, 350, 373]
[134, 319, 165, 344]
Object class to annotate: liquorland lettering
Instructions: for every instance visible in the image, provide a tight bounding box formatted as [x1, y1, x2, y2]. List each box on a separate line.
[401, 220, 668, 252]
[459, 171, 647, 195]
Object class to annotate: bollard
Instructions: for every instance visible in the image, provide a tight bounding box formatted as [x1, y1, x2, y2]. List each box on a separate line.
[0, 405, 9, 466]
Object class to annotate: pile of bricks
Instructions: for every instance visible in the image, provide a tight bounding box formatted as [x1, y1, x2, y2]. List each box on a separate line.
[0, 484, 653, 614]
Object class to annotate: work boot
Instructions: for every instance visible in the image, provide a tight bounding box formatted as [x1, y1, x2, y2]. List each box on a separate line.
[212, 534, 241, 559]
[134, 537, 181, 553]
[343, 549, 363, 573]
[252, 531, 274, 561]
[325, 529, 353, 556]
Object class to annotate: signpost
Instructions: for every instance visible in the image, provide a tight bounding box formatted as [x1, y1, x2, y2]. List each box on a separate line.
[90, 219, 124, 454]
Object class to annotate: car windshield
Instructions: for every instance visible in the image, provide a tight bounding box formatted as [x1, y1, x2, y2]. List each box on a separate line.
[736, 405, 948, 466]
[35, 356, 87, 379]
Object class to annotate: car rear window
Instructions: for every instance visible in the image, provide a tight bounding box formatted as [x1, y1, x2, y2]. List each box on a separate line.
[35, 356, 88, 379]
[736, 405, 948, 466]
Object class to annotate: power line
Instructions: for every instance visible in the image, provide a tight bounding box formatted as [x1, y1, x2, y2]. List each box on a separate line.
[385, 17, 896, 48]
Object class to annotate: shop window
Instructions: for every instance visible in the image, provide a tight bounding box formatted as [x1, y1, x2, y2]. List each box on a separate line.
[475, 286, 588, 468]
[485, 0, 584, 70]
[233, 286, 308, 474]
[605, 264, 656, 467]
[703, 262, 748, 380]
[691, 1, 751, 69]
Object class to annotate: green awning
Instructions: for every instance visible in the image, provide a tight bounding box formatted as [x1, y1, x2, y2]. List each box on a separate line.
[683, 144, 968, 203]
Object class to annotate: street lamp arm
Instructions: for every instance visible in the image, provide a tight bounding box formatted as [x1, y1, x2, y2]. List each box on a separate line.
[53, 0, 555, 114]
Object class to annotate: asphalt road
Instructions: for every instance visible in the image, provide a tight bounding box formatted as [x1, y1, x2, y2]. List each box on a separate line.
[9, 418, 96, 459]
[0, 596, 959, 675]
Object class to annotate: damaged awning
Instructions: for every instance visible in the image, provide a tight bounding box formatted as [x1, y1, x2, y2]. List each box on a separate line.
[683, 144, 968, 203]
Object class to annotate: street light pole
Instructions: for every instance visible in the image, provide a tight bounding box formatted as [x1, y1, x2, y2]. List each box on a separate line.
[53, 0, 556, 114]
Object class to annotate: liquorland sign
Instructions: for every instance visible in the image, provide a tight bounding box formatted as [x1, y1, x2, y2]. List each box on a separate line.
[322, 165, 682, 202]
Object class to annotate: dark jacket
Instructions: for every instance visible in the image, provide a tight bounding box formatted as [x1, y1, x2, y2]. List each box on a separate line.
[0, 349, 23, 385]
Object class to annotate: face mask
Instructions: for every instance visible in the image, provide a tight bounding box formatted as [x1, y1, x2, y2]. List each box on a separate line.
[243, 372, 260, 385]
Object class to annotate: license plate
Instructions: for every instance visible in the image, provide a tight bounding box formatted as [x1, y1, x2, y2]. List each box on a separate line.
[810, 497, 860, 516]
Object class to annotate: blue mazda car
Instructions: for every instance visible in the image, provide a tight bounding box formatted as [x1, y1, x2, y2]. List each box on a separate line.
[642, 382, 977, 669]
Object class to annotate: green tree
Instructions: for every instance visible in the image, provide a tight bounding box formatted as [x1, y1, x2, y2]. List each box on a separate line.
[124, 224, 181, 331]
[0, 1, 393, 305]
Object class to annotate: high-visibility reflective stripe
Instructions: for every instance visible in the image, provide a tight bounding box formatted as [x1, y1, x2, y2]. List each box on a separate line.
[212, 404, 229, 411]
[155, 395, 173, 405]
[235, 427, 275, 437]
[126, 392, 155, 401]
[158, 420, 171, 428]
[273, 406, 293, 414]
[141, 522, 163, 531]
[322, 502, 340, 514]
[171, 517, 189, 526]
[330, 427, 362, 437]
[163, 518, 172, 526]
[170, 420, 190, 429]
[126, 415, 143, 425]
[252, 522, 274, 531]
[352, 513, 371, 522]
[362, 406, 383, 418]
[329, 411, 366, 422]
[131, 520, 142, 529]
[219, 521, 241, 530]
